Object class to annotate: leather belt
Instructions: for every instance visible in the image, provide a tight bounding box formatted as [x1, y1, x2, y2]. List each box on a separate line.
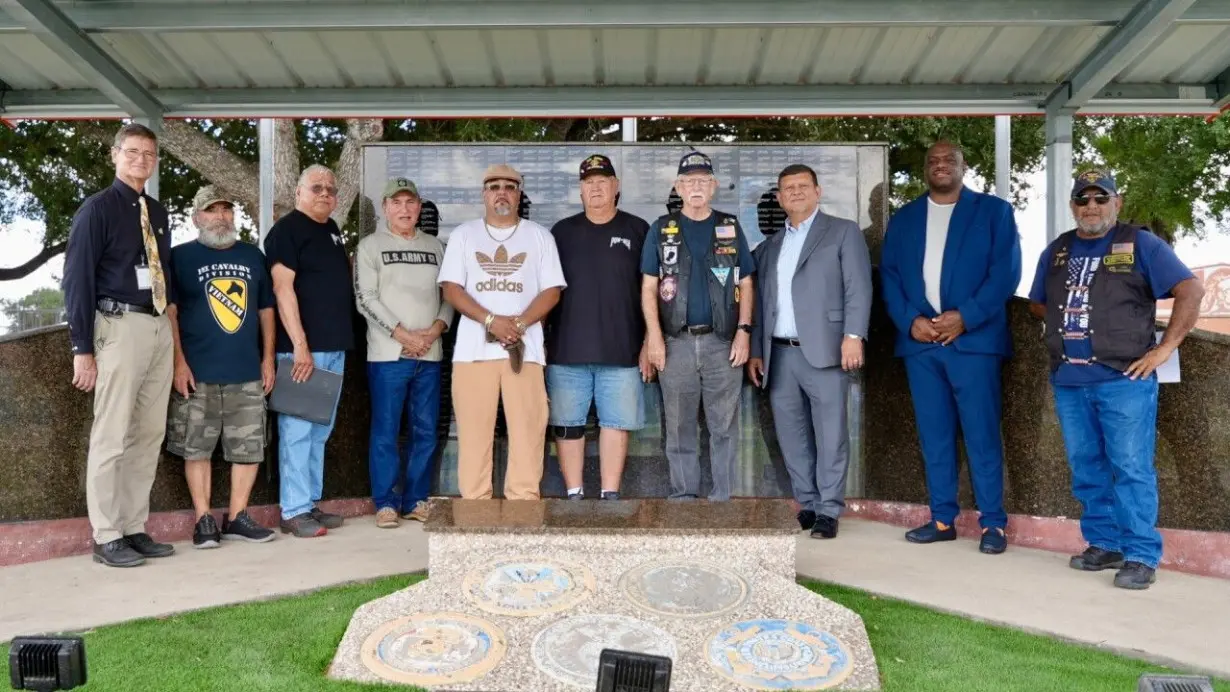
[683, 325, 713, 335]
[97, 298, 155, 316]
[772, 337, 801, 347]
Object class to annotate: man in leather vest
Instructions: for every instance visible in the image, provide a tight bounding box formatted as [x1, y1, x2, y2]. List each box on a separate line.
[1028, 169, 1203, 590]
[640, 151, 756, 501]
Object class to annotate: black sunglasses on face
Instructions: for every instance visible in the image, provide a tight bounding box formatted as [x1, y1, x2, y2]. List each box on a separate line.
[1073, 194, 1112, 207]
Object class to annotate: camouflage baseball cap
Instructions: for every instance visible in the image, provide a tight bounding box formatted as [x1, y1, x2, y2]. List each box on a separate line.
[383, 177, 420, 199]
[192, 185, 234, 211]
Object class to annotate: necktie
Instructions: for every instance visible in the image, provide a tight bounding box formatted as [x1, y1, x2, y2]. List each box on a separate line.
[139, 196, 168, 314]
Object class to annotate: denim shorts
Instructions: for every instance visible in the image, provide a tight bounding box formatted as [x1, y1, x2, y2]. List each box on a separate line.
[546, 364, 645, 431]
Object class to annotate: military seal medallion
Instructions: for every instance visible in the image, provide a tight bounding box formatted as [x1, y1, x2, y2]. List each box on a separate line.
[707, 619, 854, 690]
[619, 559, 749, 619]
[462, 556, 596, 616]
[360, 612, 506, 686]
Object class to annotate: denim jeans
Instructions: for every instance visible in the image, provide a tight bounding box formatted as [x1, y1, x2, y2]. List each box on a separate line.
[368, 358, 442, 512]
[277, 351, 345, 520]
[1053, 376, 1162, 568]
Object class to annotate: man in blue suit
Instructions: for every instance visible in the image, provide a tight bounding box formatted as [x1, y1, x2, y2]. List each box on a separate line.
[880, 140, 1022, 554]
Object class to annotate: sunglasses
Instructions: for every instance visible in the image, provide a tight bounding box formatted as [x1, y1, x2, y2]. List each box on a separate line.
[1073, 194, 1112, 207]
[308, 184, 338, 197]
[484, 182, 519, 193]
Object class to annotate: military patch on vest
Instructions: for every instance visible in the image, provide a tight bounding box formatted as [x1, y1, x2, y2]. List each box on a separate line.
[722, 217, 736, 226]
[711, 267, 731, 286]
[1112, 242, 1134, 254]
[663, 245, 678, 266]
[1104, 253, 1134, 266]
[715, 225, 736, 239]
[1106, 264, 1132, 273]
[1052, 250, 1069, 268]
[715, 246, 737, 255]
[659, 276, 677, 302]
[664, 220, 678, 235]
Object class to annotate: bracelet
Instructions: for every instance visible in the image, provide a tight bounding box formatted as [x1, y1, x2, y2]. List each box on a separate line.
[483, 313, 495, 331]
[514, 317, 527, 333]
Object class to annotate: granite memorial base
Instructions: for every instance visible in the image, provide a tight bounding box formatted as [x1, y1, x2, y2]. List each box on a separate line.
[329, 499, 880, 691]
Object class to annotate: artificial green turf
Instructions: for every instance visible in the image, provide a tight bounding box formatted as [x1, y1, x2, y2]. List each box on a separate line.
[2, 575, 1225, 692]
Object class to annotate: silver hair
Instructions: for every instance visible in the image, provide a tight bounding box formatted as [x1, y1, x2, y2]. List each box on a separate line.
[297, 164, 335, 188]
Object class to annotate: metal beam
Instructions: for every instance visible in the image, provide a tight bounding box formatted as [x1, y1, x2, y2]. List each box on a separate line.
[2, 0, 1230, 33]
[1214, 66, 1230, 110]
[0, 0, 162, 116]
[258, 118, 275, 246]
[1045, 111, 1074, 243]
[2, 82, 1221, 119]
[1045, 0, 1197, 111]
[622, 117, 638, 142]
[994, 115, 1011, 200]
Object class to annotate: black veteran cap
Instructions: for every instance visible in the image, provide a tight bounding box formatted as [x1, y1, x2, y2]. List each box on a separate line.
[1072, 169, 1117, 197]
[579, 154, 616, 179]
[678, 150, 714, 176]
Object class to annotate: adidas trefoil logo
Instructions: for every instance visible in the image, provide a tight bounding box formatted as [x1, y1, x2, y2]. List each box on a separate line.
[475, 244, 526, 292]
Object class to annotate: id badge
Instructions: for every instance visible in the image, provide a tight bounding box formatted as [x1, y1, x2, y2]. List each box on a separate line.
[135, 264, 152, 290]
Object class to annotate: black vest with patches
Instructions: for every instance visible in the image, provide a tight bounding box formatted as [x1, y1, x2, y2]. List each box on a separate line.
[1042, 224, 1157, 373]
[655, 211, 741, 341]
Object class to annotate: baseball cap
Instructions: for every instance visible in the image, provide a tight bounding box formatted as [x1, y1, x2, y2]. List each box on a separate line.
[579, 154, 616, 179]
[382, 177, 419, 199]
[1072, 169, 1117, 197]
[482, 163, 523, 186]
[678, 150, 714, 176]
[192, 185, 233, 211]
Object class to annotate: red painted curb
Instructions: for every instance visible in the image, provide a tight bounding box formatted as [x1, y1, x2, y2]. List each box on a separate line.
[0, 498, 375, 567]
[845, 500, 1230, 581]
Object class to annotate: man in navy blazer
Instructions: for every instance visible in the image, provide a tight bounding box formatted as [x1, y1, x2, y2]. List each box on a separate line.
[880, 140, 1022, 555]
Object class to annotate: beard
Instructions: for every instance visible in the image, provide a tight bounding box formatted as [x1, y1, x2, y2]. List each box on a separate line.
[1076, 215, 1115, 236]
[198, 218, 238, 248]
[493, 201, 514, 216]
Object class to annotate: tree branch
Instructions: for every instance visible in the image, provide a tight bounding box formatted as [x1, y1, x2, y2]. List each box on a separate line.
[273, 119, 299, 221]
[331, 118, 383, 228]
[158, 120, 260, 213]
[0, 241, 67, 281]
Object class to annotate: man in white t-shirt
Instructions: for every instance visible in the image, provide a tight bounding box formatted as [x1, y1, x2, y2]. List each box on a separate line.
[439, 164, 567, 500]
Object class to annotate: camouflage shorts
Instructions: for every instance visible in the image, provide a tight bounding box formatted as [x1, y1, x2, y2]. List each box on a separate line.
[167, 381, 266, 464]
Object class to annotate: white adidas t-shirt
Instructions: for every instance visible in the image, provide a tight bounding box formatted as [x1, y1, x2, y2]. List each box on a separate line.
[438, 217, 566, 365]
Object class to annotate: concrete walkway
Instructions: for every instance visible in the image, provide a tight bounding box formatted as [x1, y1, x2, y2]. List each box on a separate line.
[2, 518, 1227, 679]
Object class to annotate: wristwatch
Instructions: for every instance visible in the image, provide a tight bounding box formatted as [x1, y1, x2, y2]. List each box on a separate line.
[845, 333, 863, 340]
[737, 323, 754, 334]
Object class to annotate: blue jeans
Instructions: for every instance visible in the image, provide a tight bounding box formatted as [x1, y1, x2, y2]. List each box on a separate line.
[1053, 376, 1162, 568]
[903, 347, 1007, 529]
[546, 364, 645, 430]
[277, 351, 345, 520]
[368, 358, 442, 512]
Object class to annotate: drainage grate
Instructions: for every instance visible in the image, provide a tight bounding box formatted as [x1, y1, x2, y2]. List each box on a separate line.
[1138, 674, 1216, 692]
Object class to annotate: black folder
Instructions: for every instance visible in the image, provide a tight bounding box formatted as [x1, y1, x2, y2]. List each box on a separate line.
[268, 359, 344, 426]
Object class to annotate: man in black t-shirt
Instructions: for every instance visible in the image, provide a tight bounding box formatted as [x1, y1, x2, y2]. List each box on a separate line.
[263, 164, 355, 538]
[546, 155, 653, 500]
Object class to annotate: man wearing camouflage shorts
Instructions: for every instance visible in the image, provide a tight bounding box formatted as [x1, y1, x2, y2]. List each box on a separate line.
[166, 186, 277, 548]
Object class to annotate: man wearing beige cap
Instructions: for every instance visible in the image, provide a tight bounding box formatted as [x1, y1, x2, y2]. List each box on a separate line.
[355, 178, 454, 527]
[166, 185, 277, 549]
[438, 164, 566, 500]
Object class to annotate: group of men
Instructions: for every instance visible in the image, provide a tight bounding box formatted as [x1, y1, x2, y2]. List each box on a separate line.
[63, 123, 1201, 590]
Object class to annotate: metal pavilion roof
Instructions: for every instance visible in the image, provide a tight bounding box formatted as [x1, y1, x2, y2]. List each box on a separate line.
[0, 0, 1229, 120]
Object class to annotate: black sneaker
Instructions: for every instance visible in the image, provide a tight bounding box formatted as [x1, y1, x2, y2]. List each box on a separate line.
[125, 532, 175, 558]
[601, 491, 620, 500]
[567, 491, 584, 500]
[193, 514, 221, 549]
[310, 507, 344, 529]
[92, 538, 145, 568]
[1114, 561, 1157, 590]
[222, 511, 276, 543]
[797, 510, 817, 531]
[1069, 546, 1126, 572]
[979, 527, 1007, 554]
[811, 515, 838, 539]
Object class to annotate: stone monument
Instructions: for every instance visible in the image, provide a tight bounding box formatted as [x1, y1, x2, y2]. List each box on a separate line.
[330, 499, 880, 690]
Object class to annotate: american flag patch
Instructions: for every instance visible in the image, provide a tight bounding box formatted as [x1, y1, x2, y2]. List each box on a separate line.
[1112, 242, 1134, 254]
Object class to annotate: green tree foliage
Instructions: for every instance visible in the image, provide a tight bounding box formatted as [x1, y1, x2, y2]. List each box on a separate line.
[0, 285, 64, 334]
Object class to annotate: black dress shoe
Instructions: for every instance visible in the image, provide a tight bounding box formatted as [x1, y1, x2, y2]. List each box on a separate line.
[125, 532, 175, 558]
[905, 521, 957, 544]
[1069, 546, 1125, 571]
[811, 515, 838, 539]
[797, 510, 817, 531]
[979, 527, 1007, 554]
[1114, 561, 1157, 590]
[93, 538, 145, 568]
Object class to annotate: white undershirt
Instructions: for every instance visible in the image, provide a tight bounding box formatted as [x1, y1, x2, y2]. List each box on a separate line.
[923, 198, 954, 314]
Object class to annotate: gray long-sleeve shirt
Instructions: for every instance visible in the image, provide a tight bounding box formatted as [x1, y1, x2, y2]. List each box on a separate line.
[354, 228, 454, 362]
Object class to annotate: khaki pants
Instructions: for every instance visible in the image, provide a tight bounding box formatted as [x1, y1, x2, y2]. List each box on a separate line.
[452, 360, 548, 500]
[86, 311, 174, 544]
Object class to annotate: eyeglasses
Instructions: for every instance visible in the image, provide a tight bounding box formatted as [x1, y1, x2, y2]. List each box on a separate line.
[308, 184, 338, 197]
[484, 182, 519, 193]
[1073, 194, 1112, 207]
[118, 148, 157, 161]
[677, 177, 713, 189]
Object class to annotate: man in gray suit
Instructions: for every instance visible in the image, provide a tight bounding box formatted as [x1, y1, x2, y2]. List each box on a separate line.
[748, 164, 873, 538]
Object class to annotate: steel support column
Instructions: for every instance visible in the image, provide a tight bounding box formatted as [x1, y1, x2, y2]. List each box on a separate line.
[258, 118, 275, 246]
[1045, 110, 1074, 243]
[994, 115, 1011, 200]
[622, 117, 637, 142]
